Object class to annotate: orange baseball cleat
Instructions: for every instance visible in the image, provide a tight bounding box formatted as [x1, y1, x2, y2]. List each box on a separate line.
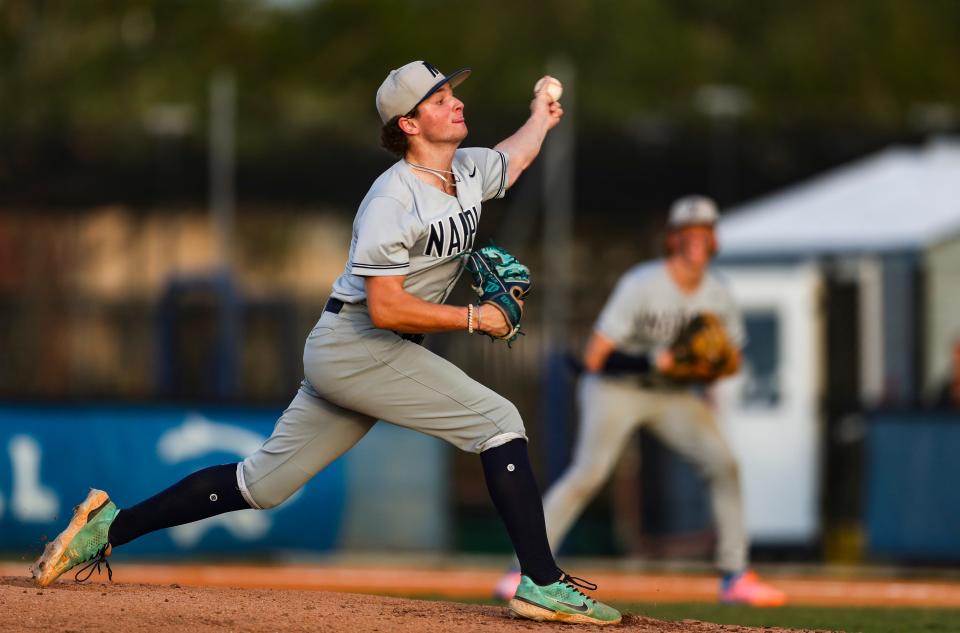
[720, 570, 787, 607]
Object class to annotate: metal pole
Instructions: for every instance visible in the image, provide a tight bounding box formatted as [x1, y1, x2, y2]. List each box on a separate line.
[541, 56, 576, 483]
[208, 71, 239, 398]
[209, 71, 236, 270]
[541, 56, 575, 342]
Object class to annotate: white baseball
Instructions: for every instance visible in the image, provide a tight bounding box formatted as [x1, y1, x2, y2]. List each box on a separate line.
[534, 77, 563, 102]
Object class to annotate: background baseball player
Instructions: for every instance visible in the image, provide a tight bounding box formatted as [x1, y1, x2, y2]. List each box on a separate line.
[31, 60, 620, 625]
[497, 195, 786, 607]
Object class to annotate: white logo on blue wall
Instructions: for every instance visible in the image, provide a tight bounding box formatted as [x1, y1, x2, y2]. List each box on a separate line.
[157, 414, 302, 548]
[0, 435, 60, 522]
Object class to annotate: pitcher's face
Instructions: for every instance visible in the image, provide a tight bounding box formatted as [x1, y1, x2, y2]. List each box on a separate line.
[413, 83, 467, 145]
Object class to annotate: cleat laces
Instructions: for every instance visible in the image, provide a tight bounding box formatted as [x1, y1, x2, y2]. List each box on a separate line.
[559, 572, 598, 603]
[74, 544, 112, 583]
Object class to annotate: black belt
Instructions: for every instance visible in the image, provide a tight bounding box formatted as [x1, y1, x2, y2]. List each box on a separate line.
[324, 297, 425, 346]
[324, 297, 347, 314]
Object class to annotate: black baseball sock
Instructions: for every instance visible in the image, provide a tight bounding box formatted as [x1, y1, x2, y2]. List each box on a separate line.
[480, 439, 561, 587]
[108, 463, 252, 547]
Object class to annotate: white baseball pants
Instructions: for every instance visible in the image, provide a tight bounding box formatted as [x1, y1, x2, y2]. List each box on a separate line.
[238, 303, 526, 510]
[541, 373, 748, 573]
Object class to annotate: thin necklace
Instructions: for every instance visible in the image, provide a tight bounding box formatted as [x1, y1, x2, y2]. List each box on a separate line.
[406, 160, 461, 186]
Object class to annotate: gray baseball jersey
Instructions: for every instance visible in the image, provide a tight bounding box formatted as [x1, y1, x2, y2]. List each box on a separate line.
[331, 147, 508, 304]
[239, 146, 524, 509]
[595, 260, 745, 358]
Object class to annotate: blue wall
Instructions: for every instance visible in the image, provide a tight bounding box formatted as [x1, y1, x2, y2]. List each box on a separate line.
[0, 403, 449, 558]
[866, 412, 960, 560]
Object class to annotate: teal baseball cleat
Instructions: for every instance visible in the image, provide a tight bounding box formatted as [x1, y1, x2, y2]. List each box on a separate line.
[509, 573, 622, 625]
[31, 488, 120, 587]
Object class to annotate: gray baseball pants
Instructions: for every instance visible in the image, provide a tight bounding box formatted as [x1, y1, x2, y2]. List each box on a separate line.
[237, 302, 527, 510]
[541, 373, 748, 573]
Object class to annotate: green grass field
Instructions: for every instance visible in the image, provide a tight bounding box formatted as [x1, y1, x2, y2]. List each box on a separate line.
[620, 602, 960, 633]
[429, 594, 960, 633]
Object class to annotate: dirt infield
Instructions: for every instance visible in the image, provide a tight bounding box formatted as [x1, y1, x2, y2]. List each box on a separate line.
[0, 576, 833, 633]
[3, 562, 958, 608]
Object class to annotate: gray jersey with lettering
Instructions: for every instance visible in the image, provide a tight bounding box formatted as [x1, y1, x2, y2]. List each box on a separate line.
[331, 147, 508, 304]
[238, 146, 521, 506]
[595, 260, 745, 359]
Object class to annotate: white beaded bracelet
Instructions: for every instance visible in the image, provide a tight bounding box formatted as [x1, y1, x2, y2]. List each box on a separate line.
[467, 304, 475, 334]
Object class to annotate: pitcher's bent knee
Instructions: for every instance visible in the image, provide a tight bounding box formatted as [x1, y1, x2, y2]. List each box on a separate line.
[236, 461, 299, 510]
[476, 401, 527, 453]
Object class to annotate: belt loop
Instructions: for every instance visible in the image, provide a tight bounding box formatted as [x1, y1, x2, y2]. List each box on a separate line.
[394, 331, 425, 346]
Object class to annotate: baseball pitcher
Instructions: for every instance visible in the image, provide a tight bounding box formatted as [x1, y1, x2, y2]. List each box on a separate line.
[32, 61, 620, 625]
[497, 195, 786, 606]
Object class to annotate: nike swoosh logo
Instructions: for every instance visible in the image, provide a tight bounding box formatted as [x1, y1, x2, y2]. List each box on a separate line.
[469, 166, 477, 178]
[548, 597, 590, 612]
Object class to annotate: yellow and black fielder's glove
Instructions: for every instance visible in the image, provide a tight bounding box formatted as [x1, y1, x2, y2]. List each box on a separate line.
[661, 313, 739, 382]
[464, 245, 531, 345]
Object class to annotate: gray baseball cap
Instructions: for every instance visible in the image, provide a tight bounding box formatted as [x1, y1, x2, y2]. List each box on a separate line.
[375, 61, 471, 124]
[668, 195, 719, 227]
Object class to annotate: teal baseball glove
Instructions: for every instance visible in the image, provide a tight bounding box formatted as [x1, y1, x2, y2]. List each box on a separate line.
[464, 245, 531, 345]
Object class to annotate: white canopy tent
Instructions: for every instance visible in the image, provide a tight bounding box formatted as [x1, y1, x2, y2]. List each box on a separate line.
[715, 138, 960, 408]
[718, 138, 960, 258]
[710, 138, 960, 554]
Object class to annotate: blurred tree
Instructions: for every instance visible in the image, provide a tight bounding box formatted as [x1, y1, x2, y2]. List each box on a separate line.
[1, 0, 959, 206]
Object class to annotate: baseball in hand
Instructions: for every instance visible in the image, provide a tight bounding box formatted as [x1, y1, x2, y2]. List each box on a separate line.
[534, 76, 563, 102]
